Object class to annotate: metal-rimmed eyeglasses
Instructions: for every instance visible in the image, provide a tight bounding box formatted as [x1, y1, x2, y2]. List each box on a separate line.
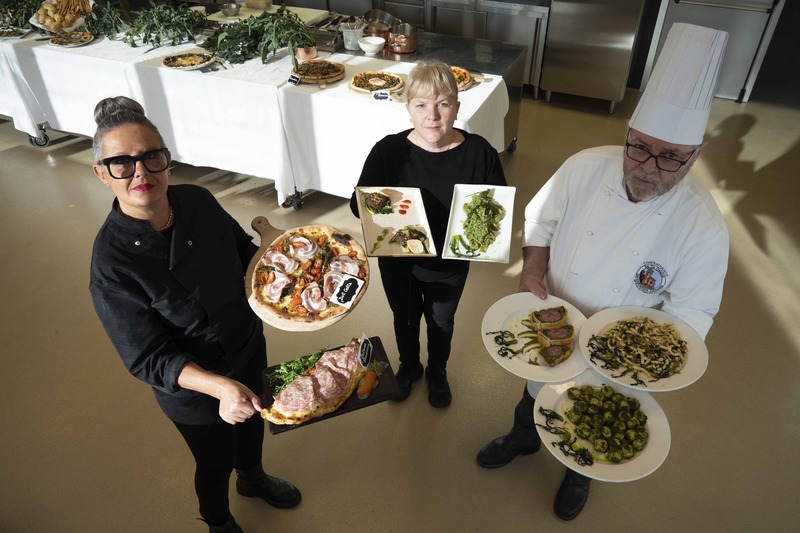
[100, 148, 171, 179]
[624, 133, 696, 173]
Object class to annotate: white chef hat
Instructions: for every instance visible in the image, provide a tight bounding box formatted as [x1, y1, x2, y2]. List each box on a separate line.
[629, 23, 728, 146]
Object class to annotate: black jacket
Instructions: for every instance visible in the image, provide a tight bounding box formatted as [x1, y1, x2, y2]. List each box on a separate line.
[90, 185, 263, 424]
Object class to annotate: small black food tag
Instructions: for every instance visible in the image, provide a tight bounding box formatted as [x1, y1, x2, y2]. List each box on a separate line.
[330, 274, 365, 309]
[287, 74, 301, 86]
[358, 334, 373, 368]
[372, 90, 390, 101]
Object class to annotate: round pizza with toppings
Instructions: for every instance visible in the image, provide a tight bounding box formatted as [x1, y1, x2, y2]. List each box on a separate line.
[292, 59, 345, 81]
[450, 66, 472, 91]
[48, 31, 93, 47]
[252, 225, 369, 329]
[349, 71, 404, 94]
[162, 52, 216, 70]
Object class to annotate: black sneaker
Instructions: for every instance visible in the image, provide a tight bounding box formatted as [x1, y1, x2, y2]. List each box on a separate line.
[425, 367, 452, 408]
[393, 362, 423, 401]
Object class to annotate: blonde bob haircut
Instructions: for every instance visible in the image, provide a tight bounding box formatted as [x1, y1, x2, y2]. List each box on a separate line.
[406, 61, 459, 102]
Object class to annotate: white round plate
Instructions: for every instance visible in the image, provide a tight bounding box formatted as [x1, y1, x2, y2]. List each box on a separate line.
[534, 369, 671, 482]
[481, 293, 587, 382]
[578, 306, 709, 392]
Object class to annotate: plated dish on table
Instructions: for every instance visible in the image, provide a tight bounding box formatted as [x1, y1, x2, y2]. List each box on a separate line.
[534, 369, 671, 482]
[443, 184, 515, 263]
[30, 0, 91, 34]
[48, 31, 93, 47]
[0, 28, 32, 39]
[579, 306, 708, 392]
[354, 187, 437, 257]
[291, 59, 345, 87]
[481, 293, 588, 382]
[249, 224, 369, 331]
[349, 71, 404, 94]
[162, 52, 217, 70]
[450, 66, 472, 91]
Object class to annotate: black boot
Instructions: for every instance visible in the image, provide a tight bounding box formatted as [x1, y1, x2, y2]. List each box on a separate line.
[476, 385, 541, 468]
[235, 468, 302, 509]
[393, 362, 423, 401]
[554, 469, 591, 520]
[202, 515, 244, 533]
[425, 367, 452, 407]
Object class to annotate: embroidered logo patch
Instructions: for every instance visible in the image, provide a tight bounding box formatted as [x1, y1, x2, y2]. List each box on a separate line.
[634, 261, 667, 294]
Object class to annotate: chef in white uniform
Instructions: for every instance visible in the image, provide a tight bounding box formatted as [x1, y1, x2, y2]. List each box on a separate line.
[476, 23, 730, 521]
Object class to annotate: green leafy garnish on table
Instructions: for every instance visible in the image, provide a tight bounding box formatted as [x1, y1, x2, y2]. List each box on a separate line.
[201, 6, 315, 69]
[266, 346, 327, 393]
[0, 0, 41, 29]
[83, 1, 128, 39]
[123, 0, 205, 49]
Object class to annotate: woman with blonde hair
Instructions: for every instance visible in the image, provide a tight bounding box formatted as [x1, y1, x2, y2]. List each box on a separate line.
[350, 61, 507, 407]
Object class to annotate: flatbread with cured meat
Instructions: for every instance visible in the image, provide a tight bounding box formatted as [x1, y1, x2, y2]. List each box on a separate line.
[262, 338, 366, 425]
[292, 59, 345, 81]
[252, 225, 368, 326]
[349, 71, 404, 94]
[450, 66, 472, 91]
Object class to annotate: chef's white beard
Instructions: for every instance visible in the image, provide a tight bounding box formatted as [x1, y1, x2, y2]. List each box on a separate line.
[623, 170, 681, 202]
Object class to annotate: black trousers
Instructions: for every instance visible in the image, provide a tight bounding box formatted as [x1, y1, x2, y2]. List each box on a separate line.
[174, 414, 264, 524]
[171, 346, 267, 525]
[510, 384, 587, 484]
[379, 265, 468, 372]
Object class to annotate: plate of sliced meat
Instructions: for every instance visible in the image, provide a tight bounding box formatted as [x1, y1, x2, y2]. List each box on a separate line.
[262, 336, 400, 434]
[481, 293, 588, 383]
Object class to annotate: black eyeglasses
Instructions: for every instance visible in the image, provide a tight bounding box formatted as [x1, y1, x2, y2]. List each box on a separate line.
[100, 148, 171, 179]
[624, 136, 696, 173]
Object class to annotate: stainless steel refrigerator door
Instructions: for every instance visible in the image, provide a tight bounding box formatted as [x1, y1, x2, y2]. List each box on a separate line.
[540, 0, 645, 105]
[649, 0, 784, 102]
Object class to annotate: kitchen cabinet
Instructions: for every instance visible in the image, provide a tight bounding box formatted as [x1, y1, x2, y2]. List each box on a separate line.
[428, 1, 549, 93]
[329, 0, 375, 16]
[382, 0, 426, 28]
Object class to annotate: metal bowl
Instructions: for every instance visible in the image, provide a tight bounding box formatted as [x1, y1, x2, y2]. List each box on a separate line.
[219, 3, 241, 17]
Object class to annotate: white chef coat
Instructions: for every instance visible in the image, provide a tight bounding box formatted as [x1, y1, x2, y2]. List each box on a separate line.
[523, 146, 728, 395]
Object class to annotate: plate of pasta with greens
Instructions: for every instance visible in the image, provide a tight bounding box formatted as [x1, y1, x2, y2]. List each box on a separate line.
[579, 306, 708, 392]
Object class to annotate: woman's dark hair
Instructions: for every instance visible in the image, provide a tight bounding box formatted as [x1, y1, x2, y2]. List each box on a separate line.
[92, 96, 165, 163]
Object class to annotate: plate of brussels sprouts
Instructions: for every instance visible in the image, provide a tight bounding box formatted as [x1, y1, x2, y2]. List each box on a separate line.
[534, 369, 670, 482]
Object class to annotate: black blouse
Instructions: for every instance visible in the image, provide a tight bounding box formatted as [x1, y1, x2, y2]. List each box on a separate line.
[350, 129, 507, 279]
[90, 185, 262, 424]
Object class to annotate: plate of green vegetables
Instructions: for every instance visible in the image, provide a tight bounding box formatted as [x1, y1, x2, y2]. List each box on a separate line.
[443, 184, 515, 262]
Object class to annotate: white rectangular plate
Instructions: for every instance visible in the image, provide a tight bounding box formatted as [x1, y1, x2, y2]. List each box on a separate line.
[442, 184, 515, 263]
[355, 187, 437, 257]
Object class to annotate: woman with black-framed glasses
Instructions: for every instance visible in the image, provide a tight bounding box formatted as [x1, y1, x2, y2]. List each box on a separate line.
[89, 97, 300, 533]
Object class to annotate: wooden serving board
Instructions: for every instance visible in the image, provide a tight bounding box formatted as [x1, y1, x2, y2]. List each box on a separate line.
[264, 336, 401, 434]
[296, 71, 345, 88]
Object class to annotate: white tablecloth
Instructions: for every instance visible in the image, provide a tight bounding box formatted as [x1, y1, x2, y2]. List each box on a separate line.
[278, 53, 509, 200]
[0, 30, 509, 205]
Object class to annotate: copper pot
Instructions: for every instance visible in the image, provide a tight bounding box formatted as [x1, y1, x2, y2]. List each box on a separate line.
[388, 23, 417, 54]
[363, 9, 397, 43]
